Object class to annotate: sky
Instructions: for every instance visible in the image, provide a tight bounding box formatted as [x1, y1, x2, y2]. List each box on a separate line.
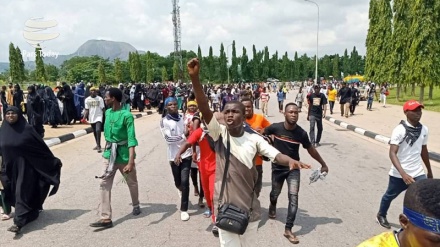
[0, 0, 369, 62]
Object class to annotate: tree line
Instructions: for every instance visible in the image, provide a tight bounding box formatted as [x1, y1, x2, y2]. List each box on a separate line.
[365, 0, 440, 102]
[4, 41, 366, 85]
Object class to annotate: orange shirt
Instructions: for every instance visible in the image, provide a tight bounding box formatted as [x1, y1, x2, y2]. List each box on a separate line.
[245, 114, 271, 165]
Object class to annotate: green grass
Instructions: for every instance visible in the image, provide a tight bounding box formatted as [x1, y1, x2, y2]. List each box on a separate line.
[387, 86, 440, 112]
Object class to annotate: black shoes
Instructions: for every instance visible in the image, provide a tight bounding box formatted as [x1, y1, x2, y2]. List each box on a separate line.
[212, 225, 219, 237]
[376, 215, 391, 229]
[90, 220, 113, 228]
[7, 225, 21, 233]
[268, 204, 277, 219]
[132, 206, 141, 216]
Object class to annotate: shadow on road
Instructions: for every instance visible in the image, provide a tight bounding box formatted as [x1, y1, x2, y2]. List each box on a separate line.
[139, 202, 178, 226]
[259, 208, 342, 236]
[19, 209, 90, 235]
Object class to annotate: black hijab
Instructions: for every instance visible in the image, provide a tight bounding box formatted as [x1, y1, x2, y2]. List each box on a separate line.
[0, 106, 61, 196]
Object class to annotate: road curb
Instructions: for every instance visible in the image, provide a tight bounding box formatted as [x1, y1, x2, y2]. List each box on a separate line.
[324, 115, 440, 162]
[44, 110, 154, 148]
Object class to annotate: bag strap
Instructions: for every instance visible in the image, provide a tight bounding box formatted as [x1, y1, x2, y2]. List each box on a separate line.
[218, 132, 231, 206]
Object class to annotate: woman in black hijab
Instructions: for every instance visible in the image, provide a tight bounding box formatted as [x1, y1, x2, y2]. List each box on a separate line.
[43, 87, 62, 128]
[26, 85, 45, 137]
[0, 106, 62, 233]
[57, 84, 76, 125]
[12, 84, 24, 110]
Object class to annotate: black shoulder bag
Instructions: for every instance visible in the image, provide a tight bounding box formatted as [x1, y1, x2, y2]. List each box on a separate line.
[215, 133, 255, 235]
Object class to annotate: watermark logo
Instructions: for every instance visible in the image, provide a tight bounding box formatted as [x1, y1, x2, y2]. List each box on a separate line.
[22, 17, 60, 58]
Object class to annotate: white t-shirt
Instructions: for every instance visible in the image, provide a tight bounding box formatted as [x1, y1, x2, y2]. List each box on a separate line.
[85, 96, 105, 123]
[160, 116, 192, 161]
[389, 121, 429, 178]
[211, 92, 219, 104]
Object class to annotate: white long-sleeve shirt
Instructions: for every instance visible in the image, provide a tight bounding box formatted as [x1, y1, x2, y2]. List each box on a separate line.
[160, 116, 192, 161]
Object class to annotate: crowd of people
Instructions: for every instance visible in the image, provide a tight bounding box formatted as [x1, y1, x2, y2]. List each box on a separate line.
[0, 58, 438, 247]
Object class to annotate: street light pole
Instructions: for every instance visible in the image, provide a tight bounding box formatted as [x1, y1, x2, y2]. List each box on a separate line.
[305, 0, 319, 85]
[227, 43, 233, 84]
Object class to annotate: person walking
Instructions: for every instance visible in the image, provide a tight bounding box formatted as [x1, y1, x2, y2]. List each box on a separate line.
[349, 84, 360, 115]
[380, 84, 387, 108]
[337, 82, 351, 118]
[160, 97, 192, 221]
[188, 58, 310, 247]
[260, 87, 270, 117]
[327, 84, 337, 115]
[265, 102, 328, 244]
[0, 106, 62, 233]
[366, 83, 375, 111]
[295, 86, 305, 113]
[90, 88, 141, 229]
[376, 100, 433, 229]
[83, 87, 105, 153]
[307, 85, 327, 147]
[26, 85, 45, 137]
[277, 88, 284, 113]
[242, 98, 271, 198]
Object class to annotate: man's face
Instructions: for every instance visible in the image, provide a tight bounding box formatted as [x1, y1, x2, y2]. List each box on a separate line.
[242, 101, 254, 119]
[314, 87, 320, 94]
[187, 105, 197, 113]
[8, 84, 12, 89]
[284, 105, 299, 125]
[5, 110, 19, 124]
[104, 91, 114, 107]
[405, 107, 423, 123]
[400, 214, 440, 246]
[90, 90, 97, 97]
[223, 103, 244, 129]
[167, 101, 178, 114]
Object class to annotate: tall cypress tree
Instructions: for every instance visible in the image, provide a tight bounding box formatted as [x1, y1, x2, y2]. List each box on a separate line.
[16, 47, 26, 82]
[208, 46, 215, 81]
[365, 0, 393, 83]
[146, 51, 154, 83]
[172, 60, 179, 82]
[293, 51, 300, 81]
[114, 58, 122, 83]
[161, 66, 168, 82]
[406, 0, 440, 102]
[231, 41, 238, 82]
[241, 47, 249, 82]
[262, 46, 270, 80]
[35, 45, 46, 82]
[197, 45, 204, 81]
[219, 43, 228, 83]
[281, 52, 290, 81]
[332, 54, 340, 79]
[98, 60, 106, 83]
[252, 45, 259, 81]
[9, 43, 17, 82]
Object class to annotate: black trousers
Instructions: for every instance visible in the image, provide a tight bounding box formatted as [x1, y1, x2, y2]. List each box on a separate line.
[190, 167, 204, 199]
[91, 122, 102, 147]
[170, 158, 191, 211]
[256, 165, 263, 198]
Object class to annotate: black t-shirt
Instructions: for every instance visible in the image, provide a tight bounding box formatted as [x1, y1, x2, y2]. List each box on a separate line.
[307, 93, 327, 118]
[264, 123, 312, 170]
[338, 87, 352, 104]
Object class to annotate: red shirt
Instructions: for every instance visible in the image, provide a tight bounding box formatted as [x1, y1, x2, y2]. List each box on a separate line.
[187, 128, 216, 173]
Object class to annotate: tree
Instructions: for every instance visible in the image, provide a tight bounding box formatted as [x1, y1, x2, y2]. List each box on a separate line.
[114, 58, 123, 83]
[15, 47, 26, 82]
[406, 0, 440, 103]
[240, 47, 249, 82]
[332, 54, 340, 80]
[231, 41, 238, 82]
[207, 46, 215, 82]
[219, 43, 228, 82]
[293, 51, 300, 81]
[252, 45, 259, 81]
[8, 43, 17, 82]
[146, 51, 154, 83]
[261, 46, 270, 80]
[161, 66, 168, 82]
[98, 60, 106, 83]
[35, 45, 47, 82]
[129, 52, 142, 82]
[365, 0, 393, 83]
[45, 64, 59, 82]
[342, 49, 350, 77]
[172, 60, 179, 82]
[280, 52, 290, 81]
[197, 45, 204, 81]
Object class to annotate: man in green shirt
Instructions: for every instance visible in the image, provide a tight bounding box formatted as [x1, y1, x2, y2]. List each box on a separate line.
[90, 88, 140, 229]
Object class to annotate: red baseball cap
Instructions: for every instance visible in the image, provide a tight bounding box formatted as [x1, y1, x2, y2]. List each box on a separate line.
[403, 100, 424, 111]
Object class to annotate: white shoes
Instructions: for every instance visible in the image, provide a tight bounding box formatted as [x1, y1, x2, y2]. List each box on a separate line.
[181, 211, 190, 221]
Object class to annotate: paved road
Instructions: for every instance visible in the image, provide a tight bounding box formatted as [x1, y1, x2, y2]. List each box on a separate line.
[1, 92, 439, 247]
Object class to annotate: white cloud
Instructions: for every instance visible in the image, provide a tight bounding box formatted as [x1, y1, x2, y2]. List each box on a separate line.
[0, 0, 369, 62]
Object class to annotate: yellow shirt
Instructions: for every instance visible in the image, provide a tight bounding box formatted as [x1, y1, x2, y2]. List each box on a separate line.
[357, 232, 399, 247]
[328, 89, 337, 101]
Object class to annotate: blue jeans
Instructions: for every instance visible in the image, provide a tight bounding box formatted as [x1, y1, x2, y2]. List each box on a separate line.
[270, 167, 300, 230]
[378, 174, 427, 216]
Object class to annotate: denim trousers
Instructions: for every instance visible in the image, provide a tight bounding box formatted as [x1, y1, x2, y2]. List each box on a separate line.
[170, 157, 191, 211]
[270, 168, 300, 230]
[309, 115, 323, 144]
[378, 174, 427, 216]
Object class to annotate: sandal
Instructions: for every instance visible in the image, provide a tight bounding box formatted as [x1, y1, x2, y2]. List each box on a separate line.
[284, 232, 299, 244]
[1, 213, 11, 221]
